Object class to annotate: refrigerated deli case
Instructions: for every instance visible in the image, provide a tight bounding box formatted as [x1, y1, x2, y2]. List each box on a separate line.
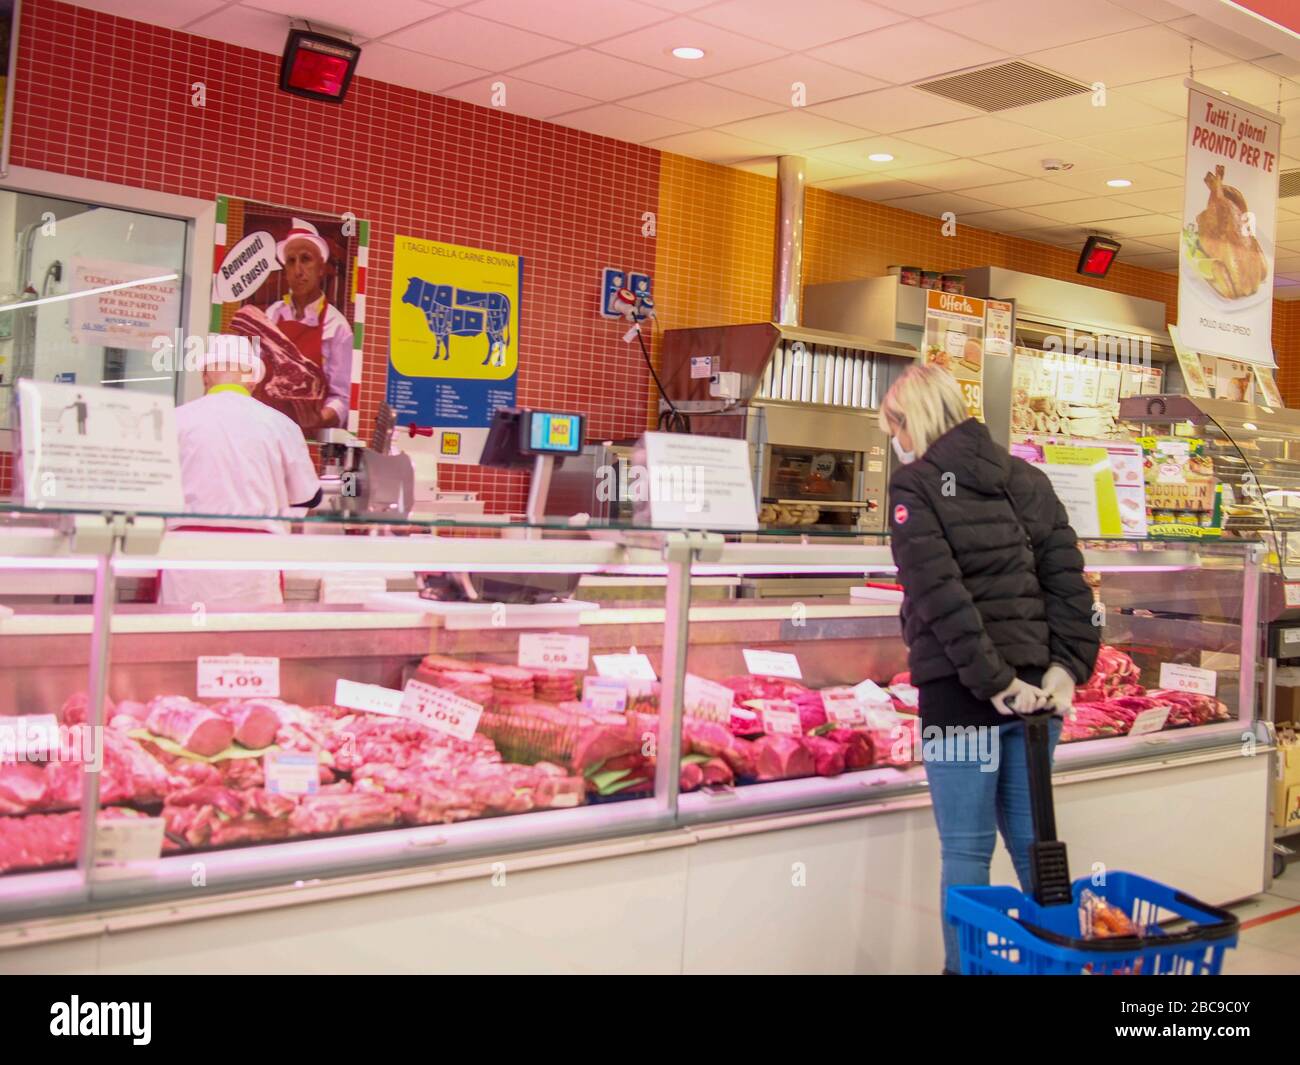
[0, 509, 1271, 973]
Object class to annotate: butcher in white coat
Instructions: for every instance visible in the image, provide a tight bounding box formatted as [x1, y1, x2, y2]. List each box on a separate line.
[159, 341, 322, 608]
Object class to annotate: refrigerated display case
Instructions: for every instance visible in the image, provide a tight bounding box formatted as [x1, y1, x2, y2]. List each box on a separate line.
[0, 506, 1273, 973]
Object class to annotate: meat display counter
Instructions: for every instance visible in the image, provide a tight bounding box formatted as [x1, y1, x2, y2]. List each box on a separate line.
[0, 507, 1273, 973]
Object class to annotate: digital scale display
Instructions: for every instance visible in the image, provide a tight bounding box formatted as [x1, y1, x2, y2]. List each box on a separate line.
[526, 411, 582, 455]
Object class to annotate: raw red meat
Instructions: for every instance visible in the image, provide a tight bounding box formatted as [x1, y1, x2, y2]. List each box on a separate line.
[802, 735, 847, 777]
[826, 729, 874, 770]
[751, 735, 815, 781]
[146, 696, 234, 757]
[571, 721, 639, 772]
[700, 758, 734, 787]
[289, 792, 400, 835]
[212, 698, 283, 750]
[680, 761, 705, 792]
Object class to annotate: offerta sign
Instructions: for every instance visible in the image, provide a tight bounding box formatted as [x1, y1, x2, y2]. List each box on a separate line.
[1178, 81, 1282, 367]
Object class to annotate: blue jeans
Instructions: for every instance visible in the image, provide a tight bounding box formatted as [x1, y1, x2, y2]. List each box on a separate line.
[923, 716, 1062, 972]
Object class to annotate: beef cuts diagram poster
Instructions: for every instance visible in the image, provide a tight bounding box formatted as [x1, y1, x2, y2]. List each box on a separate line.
[1179, 82, 1283, 367]
[210, 196, 368, 434]
[387, 236, 521, 464]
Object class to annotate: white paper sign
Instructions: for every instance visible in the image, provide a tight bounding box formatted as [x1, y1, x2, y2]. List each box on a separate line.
[1255, 367, 1285, 408]
[211, 230, 280, 303]
[1129, 706, 1171, 736]
[582, 676, 628, 713]
[743, 649, 802, 679]
[400, 679, 483, 741]
[197, 655, 280, 698]
[1158, 661, 1218, 696]
[853, 679, 891, 707]
[333, 679, 405, 716]
[638, 431, 758, 530]
[1038, 464, 1101, 538]
[67, 257, 182, 351]
[518, 632, 589, 671]
[17, 380, 185, 511]
[1178, 83, 1281, 367]
[94, 817, 165, 865]
[890, 685, 919, 709]
[761, 706, 802, 736]
[684, 673, 735, 722]
[592, 652, 657, 681]
[264, 751, 320, 795]
[822, 687, 865, 727]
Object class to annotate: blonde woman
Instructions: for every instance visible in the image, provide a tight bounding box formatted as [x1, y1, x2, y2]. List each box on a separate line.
[880, 364, 1098, 974]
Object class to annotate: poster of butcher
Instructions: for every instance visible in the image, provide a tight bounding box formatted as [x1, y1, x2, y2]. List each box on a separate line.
[386, 235, 521, 464]
[210, 196, 368, 435]
[1178, 82, 1282, 367]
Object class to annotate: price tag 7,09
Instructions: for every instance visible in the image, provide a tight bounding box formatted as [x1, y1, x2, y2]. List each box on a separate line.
[197, 656, 280, 698]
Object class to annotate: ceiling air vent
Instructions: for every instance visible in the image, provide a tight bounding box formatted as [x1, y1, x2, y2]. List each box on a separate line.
[916, 61, 1090, 113]
[1280, 169, 1300, 199]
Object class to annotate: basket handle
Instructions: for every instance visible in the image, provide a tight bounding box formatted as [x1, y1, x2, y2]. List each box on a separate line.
[1012, 891, 1240, 953]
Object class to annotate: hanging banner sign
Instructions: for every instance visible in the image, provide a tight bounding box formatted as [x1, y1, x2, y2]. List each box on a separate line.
[1178, 81, 1282, 367]
[923, 289, 986, 420]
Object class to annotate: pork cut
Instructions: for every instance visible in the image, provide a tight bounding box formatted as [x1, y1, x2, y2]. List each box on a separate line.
[211, 698, 284, 750]
[145, 695, 235, 757]
[751, 735, 815, 781]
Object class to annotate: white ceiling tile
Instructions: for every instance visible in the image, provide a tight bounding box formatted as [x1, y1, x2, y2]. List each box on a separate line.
[815, 135, 956, 168]
[644, 128, 784, 163]
[1090, 212, 1182, 238]
[1129, 232, 1181, 251]
[694, 0, 904, 51]
[1017, 224, 1096, 246]
[621, 81, 777, 125]
[807, 22, 1007, 85]
[960, 178, 1077, 208]
[387, 10, 571, 67]
[959, 207, 1062, 232]
[1115, 186, 1186, 212]
[872, 0, 978, 14]
[808, 85, 983, 134]
[79, 0, 226, 30]
[716, 111, 871, 151]
[883, 191, 1001, 218]
[184, 4, 302, 53]
[461, 0, 667, 44]
[1025, 26, 1234, 90]
[1103, 0, 1186, 19]
[355, 42, 489, 92]
[643, 0, 719, 10]
[1002, 94, 1180, 137]
[1039, 162, 1182, 197]
[1116, 74, 1192, 115]
[812, 177, 939, 200]
[895, 115, 1055, 156]
[1195, 63, 1300, 111]
[1165, 16, 1279, 61]
[733, 156, 861, 182]
[440, 76, 599, 118]
[1148, 156, 1185, 177]
[1075, 119, 1188, 162]
[552, 103, 695, 141]
[974, 141, 1122, 177]
[1111, 239, 1166, 256]
[886, 158, 1024, 191]
[594, 16, 785, 77]
[928, 0, 1148, 54]
[243, 0, 441, 39]
[709, 56, 888, 108]
[1253, 56, 1300, 91]
[510, 51, 683, 100]
[1033, 197, 1150, 223]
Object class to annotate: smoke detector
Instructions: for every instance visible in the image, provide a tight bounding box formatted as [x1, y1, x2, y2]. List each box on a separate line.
[1041, 159, 1074, 172]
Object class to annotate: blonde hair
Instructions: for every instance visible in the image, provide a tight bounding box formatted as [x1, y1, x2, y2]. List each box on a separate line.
[878, 364, 970, 459]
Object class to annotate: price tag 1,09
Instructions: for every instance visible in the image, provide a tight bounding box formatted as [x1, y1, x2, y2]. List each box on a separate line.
[400, 679, 483, 741]
[197, 656, 280, 698]
[518, 633, 590, 671]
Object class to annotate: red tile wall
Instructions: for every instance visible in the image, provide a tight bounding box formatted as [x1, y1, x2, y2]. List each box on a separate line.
[8, 0, 659, 511]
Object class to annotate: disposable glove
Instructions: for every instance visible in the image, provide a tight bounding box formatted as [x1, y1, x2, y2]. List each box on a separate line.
[991, 677, 1051, 717]
[1041, 663, 1076, 717]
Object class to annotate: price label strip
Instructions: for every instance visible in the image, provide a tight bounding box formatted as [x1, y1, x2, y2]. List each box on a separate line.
[264, 751, 320, 795]
[592, 652, 658, 681]
[334, 679, 405, 716]
[197, 655, 280, 698]
[400, 679, 484, 741]
[742, 649, 802, 679]
[582, 676, 628, 714]
[94, 817, 165, 866]
[518, 632, 590, 671]
[1129, 706, 1171, 736]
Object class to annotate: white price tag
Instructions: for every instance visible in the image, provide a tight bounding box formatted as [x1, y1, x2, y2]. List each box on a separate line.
[761, 706, 802, 736]
[334, 679, 405, 716]
[582, 676, 628, 714]
[822, 687, 865, 727]
[1286, 583, 1300, 608]
[742, 649, 802, 679]
[1158, 662, 1217, 697]
[0, 713, 59, 758]
[592, 652, 657, 681]
[197, 656, 280, 698]
[889, 684, 919, 708]
[94, 817, 164, 865]
[684, 674, 735, 723]
[1129, 706, 1171, 736]
[853, 679, 891, 707]
[518, 632, 590, 671]
[264, 751, 320, 795]
[400, 679, 483, 741]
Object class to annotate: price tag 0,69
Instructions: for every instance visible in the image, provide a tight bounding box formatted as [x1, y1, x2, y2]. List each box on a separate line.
[197, 656, 280, 698]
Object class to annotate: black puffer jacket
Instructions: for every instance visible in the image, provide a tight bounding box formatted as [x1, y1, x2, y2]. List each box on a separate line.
[888, 418, 1099, 702]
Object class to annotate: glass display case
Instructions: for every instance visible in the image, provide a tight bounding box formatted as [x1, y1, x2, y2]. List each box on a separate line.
[0, 505, 1265, 924]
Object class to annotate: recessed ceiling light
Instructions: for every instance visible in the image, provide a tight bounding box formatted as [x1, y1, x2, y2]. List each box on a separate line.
[671, 46, 705, 60]
[868, 152, 894, 162]
[1106, 178, 1132, 188]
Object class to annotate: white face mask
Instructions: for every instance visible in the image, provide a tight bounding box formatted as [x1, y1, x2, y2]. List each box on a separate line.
[891, 435, 916, 465]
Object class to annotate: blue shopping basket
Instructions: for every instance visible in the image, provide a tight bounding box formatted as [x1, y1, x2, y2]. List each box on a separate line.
[945, 712, 1239, 975]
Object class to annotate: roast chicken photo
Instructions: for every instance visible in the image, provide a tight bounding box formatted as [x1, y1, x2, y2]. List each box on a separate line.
[1186, 164, 1269, 300]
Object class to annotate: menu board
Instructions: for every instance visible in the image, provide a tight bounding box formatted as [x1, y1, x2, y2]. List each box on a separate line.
[1009, 347, 1129, 443]
[923, 290, 986, 420]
